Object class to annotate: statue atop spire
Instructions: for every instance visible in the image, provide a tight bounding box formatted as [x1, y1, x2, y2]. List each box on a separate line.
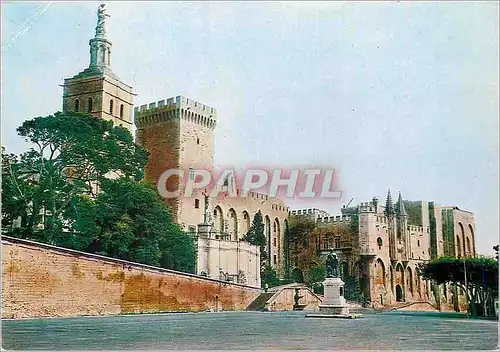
[87, 4, 113, 71]
[95, 4, 110, 38]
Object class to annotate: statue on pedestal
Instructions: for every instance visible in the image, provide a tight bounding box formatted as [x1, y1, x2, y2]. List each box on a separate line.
[202, 190, 211, 225]
[326, 251, 339, 278]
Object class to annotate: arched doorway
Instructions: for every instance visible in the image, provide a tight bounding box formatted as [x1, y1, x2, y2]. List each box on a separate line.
[468, 224, 476, 254]
[265, 215, 271, 262]
[291, 268, 304, 283]
[459, 222, 466, 257]
[228, 208, 238, 241]
[242, 211, 250, 236]
[406, 266, 413, 295]
[213, 206, 224, 234]
[396, 285, 403, 302]
[375, 259, 386, 287]
[395, 263, 404, 301]
[274, 218, 281, 265]
[456, 235, 462, 257]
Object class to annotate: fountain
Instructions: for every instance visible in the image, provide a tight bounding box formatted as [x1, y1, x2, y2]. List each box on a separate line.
[293, 288, 307, 311]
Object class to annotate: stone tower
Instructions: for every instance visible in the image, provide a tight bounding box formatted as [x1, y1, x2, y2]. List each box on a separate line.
[62, 4, 135, 136]
[135, 96, 217, 229]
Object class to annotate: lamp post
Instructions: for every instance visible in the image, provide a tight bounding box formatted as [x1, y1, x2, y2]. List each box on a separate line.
[463, 256, 468, 318]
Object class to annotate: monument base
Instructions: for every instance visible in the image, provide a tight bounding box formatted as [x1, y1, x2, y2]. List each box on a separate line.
[305, 276, 362, 319]
[318, 305, 350, 315]
[305, 313, 363, 319]
[305, 304, 362, 319]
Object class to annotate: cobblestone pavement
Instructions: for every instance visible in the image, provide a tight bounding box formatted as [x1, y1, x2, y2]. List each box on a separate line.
[1, 311, 498, 350]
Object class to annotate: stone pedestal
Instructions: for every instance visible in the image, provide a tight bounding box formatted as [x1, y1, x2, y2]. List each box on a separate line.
[197, 223, 212, 238]
[306, 277, 362, 319]
[318, 277, 349, 315]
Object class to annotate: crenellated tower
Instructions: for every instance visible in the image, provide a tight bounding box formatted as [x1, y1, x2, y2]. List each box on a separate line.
[358, 202, 377, 256]
[62, 4, 135, 136]
[135, 96, 217, 229]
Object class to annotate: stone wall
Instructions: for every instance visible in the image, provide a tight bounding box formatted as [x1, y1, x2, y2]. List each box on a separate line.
[196, 236, 261, 287]
[265, 285, 321, 311]
[1, 236, 261, 319]
[136, 115, 181, 222]
[214, 192, 289, 274]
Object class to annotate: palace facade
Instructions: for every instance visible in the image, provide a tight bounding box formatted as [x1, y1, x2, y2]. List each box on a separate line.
[289, 191, 476, 309]
[60, 5, 478, 304]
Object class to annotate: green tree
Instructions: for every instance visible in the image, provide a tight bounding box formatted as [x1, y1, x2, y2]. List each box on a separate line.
[2, 112, 146, 240]
[307, 263, 326, 294]
[1, 147, 32, 233]
[63, 178, 195, 272]
[344, 275, 363, 302]
[288, 215, 316, 245]
[261, 264, 281, 288]
[2, 112, 195, 273]
[243, 210, 267, 265]
[418, 256, 498, 317]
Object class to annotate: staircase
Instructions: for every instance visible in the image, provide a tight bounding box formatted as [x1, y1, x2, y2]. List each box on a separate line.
[245, 293, 274, 311]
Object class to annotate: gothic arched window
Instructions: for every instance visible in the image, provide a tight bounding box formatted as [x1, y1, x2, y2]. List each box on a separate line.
[74, 99, 80, 112]
[88, 98, 93, 113]
[109, 99, 114, 115]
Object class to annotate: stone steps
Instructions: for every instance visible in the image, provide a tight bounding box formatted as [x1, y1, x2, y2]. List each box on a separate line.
[245, 293, 275, 311]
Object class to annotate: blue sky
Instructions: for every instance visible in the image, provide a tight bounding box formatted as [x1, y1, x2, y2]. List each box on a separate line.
[1, 2, 498, 255]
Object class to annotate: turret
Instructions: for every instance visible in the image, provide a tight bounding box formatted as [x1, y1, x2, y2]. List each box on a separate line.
[396, 192, 407, 218]
[372, 197, 379, 213]
[384, 189, 395, 217]
[395, 191, 410, 261]
[385, 189, 397, 261]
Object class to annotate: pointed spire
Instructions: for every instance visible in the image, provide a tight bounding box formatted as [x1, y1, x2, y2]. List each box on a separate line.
[396, 191, 407, 217]
[384, 189, 395, 216]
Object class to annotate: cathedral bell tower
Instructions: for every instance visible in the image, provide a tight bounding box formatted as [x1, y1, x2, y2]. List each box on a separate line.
[61, 4, 135, 137]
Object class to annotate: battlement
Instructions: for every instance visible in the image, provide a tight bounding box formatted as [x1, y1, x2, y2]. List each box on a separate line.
[408, 225, 426, 233]
[359, 202, 376, 213]
[231, 189, 289, 212]
[289, 208, 330, 218]
[316, 215, 352, 224]
[134, 95, 217, 130]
